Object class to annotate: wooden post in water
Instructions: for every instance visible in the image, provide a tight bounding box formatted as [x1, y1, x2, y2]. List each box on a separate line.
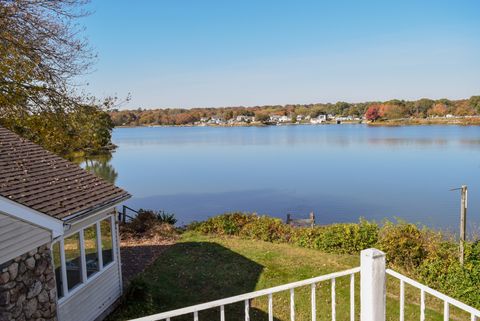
[309, 211, 315, 227]
[286, 213, 291, 225]
[460, 185, 467, 265]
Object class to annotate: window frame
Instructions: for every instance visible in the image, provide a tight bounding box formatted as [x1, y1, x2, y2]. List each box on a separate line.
[83, 222, 100, 279]
[63, 231, 83, 292]
[51, 214, 117, 303]
[99, 216, 115, 267]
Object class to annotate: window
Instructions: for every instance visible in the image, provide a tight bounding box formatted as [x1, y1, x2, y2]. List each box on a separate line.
[84, 225, 99, 277]
[52, 242, 63, 299]
[51, 214, 117, 300]
[100, 218, 113, 266]
[64, 233, 82, 290]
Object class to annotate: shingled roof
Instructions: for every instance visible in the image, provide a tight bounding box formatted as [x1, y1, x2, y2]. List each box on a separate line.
[0, 126, 130, 221]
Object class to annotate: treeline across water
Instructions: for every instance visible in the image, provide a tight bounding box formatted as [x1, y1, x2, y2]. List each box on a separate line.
[111, 95, 480, 126]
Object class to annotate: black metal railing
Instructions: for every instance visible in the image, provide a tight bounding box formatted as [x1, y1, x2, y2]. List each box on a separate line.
[118, 205, 139, 223]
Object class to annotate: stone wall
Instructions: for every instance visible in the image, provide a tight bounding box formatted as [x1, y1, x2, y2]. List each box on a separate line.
[0, 244, 57, 321]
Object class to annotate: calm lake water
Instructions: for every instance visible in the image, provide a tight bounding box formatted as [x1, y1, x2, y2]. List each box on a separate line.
[95, 125, 480, 230]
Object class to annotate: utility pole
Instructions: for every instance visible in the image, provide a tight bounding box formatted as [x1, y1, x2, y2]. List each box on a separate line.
[451, 185, 468, 265]
[460, 185, 467, 265]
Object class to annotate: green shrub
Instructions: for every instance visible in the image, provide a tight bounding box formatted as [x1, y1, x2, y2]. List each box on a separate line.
[125, 210, 159, 234]
[417, 242, 480, 309]
[192, 212, 258, 235]
[156, 210, 178, 225]
[191, 213, 378, 254]
[291, 227, 324, 249]
[467, 240, 480, 263]
[291, 219, 378, 254]
[378, 220, 441, 271]
[121, 209, 178, 239]
[239, 215, 292, 242]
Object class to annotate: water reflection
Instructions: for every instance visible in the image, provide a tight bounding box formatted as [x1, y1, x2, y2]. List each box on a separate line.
[74, 153, 118, 184]
[112, 125, 473, 149]
[125, 188, 392, 226]
[81, 125, 480, 229]
[367, 138, 448, 146]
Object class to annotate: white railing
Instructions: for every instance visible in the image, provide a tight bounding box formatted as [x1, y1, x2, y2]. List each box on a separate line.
[129, 248, 480, 321]
[129, 267, 360, 321]
[387, 269, 480, 321]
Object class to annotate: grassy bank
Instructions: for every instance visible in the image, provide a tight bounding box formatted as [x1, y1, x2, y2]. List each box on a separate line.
[109, 212, 479, 320]
[110, 232, 475, 321]
[189, 213, 480, 309]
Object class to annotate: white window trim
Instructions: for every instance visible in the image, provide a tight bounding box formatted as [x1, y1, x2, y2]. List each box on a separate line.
[96, 222, 104, 269]
[52, 215, 117, 304]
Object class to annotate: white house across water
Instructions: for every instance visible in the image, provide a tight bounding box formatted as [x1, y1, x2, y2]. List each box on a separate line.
[0, 126, 130, 321]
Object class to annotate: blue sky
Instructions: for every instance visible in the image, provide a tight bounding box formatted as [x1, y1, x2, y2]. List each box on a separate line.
[81, 0, 480, 109]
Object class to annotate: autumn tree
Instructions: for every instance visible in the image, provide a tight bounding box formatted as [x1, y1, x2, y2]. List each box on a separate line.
[0, 0, 116, 156]
[427, 103, 448, 117]
[414, 98, 435, 117]
[255, 113, 270, 123]
[223, 110, 234, 120]
[468, 96, 480, 114]
[174, 113, 198, 125]
[334, 102, 351, 116]
[454, 101, 475, 116]
[290, 113, 297, 123]
[365, 105, 380, 121]
[379, 104, 406, 119]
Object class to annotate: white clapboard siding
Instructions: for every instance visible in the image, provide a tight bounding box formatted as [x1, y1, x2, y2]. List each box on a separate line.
[0, 212, 51, 264]
[58, 263, 122, 321]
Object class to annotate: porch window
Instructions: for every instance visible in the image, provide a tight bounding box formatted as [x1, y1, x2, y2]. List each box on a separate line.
[100, 218, 113, 266]
[51, 215, 116, 301]
[64, 233, 82, 290]
[84, 224, 99, 277]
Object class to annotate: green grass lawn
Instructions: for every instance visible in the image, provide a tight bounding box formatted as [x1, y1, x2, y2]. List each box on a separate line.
[111, 232, 470, 321]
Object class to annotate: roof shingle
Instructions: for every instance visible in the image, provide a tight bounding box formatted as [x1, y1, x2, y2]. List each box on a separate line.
[0, 126, 130, 221]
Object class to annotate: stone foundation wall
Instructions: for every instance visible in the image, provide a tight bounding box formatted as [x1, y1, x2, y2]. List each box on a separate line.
[0, 244, 57, 321]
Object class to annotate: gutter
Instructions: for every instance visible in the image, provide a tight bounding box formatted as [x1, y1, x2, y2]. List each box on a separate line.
[62, 193, 132, 225]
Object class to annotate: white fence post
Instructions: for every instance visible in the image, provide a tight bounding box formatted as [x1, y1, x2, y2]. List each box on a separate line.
[361, 248, 386, 321]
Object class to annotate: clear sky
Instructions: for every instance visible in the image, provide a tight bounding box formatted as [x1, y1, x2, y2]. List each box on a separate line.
[81, 0, 480, 109]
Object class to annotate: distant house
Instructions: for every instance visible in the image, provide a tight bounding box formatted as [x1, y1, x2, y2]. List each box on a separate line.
[208, 117, 225, 125]
[310, 114, 327, 124]
[269, 115, 281, 122]
[0, 127, 130, 321]
[335, 116, 353, 121]
[278, 115, 291, 123]
[235, 115, 254, 123]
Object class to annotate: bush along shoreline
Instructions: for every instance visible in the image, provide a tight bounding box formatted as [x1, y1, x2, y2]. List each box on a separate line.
[187, 212, 480, 309]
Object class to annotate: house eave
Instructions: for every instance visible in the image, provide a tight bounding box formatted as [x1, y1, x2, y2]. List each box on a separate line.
[0, 195, 64, 238]
[62, 193, 132, 224]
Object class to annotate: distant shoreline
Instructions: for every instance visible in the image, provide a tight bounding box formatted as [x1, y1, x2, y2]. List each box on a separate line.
[115, 117, 480, 128]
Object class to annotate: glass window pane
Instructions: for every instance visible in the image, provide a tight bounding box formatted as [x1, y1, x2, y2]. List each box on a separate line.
[100, 218, 113, 266]
[84, 225, 99, 277]
[64, 233, 82, 290]
[52, 242, 63, 299]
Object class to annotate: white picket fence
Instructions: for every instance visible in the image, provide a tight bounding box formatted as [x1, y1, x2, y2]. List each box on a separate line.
[387, 269, 480, 321]
[130, 248, 480, 321]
